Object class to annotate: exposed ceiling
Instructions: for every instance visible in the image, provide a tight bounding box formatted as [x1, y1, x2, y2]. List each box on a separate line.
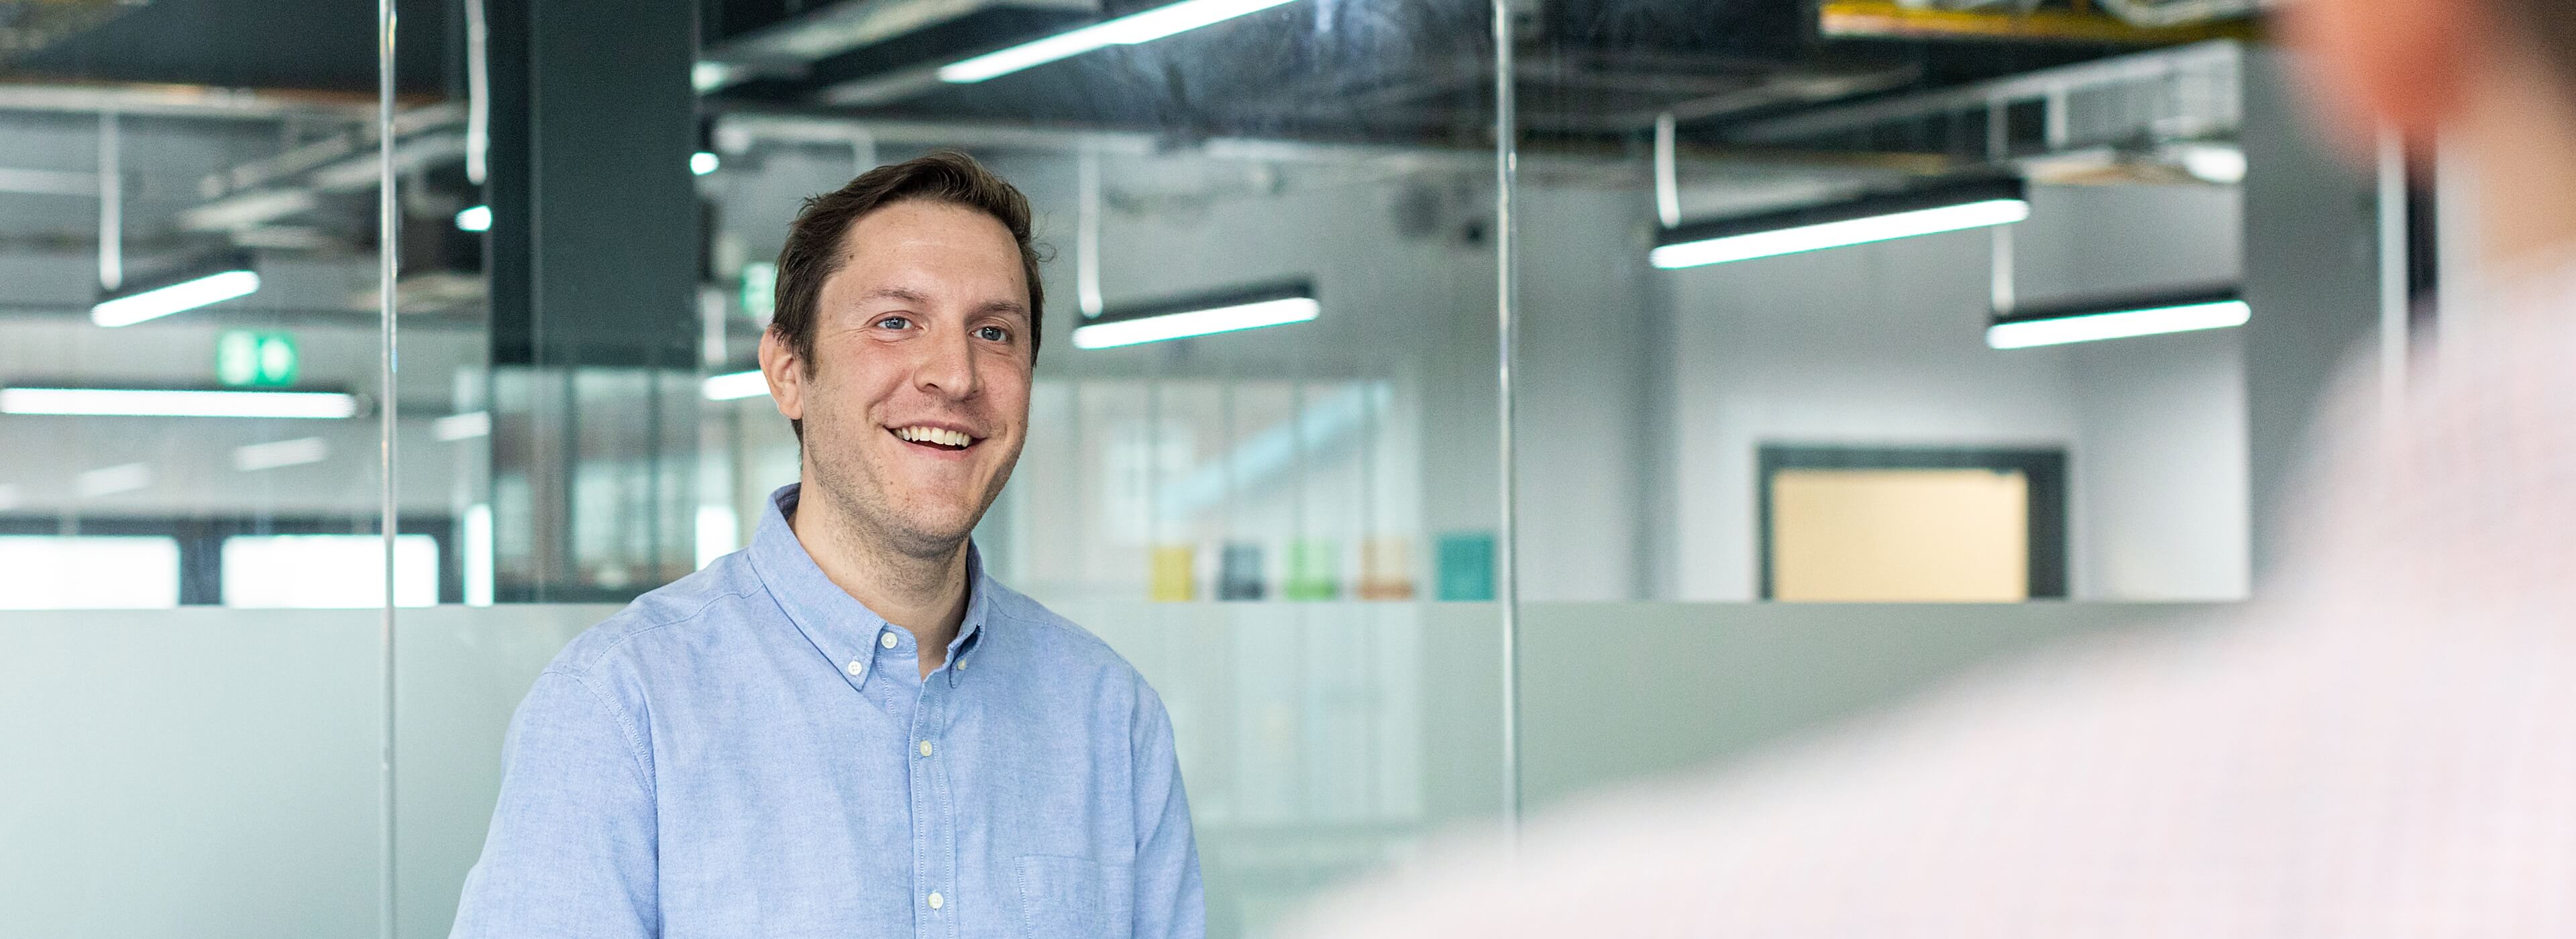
[0, 0, 2254, 305]
[0, 0, 2239, 144]
[4, 0, 451, 94]
[701, 0, 2182, 144]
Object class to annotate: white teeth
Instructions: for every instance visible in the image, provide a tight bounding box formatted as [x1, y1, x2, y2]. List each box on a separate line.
[896, 426, 971, 447]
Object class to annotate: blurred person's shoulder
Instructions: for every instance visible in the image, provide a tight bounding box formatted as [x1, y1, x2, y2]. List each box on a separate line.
[1281, 610, 2489, 936]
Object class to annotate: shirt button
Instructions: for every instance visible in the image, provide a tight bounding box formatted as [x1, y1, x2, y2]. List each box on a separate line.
[919, 740, 934, 757]
[880, 632, 898, 649]
[956, 655, 969, 671]
[927, 891, 944, 910]
[846, 660, 864, 676]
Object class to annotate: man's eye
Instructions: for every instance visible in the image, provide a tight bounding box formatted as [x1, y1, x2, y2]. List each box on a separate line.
[976, 326, 1010, 341]
[876, 316, 912, 330]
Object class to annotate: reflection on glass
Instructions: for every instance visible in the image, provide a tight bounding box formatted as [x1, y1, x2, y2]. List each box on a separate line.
[220, 533, 439, 608]
[0, 535, 181, 609]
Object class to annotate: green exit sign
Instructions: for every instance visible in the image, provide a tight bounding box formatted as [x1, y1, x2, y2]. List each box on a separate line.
[215, 330, 297, 387]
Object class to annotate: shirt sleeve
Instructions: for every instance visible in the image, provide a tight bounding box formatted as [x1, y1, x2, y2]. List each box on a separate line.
[449, 670, 660, 939]
[1131, 684, 1207, 939]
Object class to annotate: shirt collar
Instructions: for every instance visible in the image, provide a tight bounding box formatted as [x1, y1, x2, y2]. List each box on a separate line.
[748, 483, 991, 691]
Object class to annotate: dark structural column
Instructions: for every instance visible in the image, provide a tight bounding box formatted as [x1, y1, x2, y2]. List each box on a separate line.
[482, 0, 700, 601]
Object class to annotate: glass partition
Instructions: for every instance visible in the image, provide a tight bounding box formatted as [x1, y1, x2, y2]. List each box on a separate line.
[392, 2, 1513, 937]
[0, 1, 401, 934]
[5, 2, 2359, 936]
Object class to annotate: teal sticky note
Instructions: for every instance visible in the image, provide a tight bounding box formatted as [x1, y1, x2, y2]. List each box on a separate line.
[1436, 533, 1495, 602]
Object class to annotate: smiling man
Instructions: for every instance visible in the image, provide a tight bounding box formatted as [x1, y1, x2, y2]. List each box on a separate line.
[451, 152, 1205, 939]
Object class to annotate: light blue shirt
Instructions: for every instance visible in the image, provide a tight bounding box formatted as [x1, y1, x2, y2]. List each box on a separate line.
[451, 484, 1204, 939]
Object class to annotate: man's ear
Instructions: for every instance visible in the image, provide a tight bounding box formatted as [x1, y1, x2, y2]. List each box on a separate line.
[759, 328, 804, 423]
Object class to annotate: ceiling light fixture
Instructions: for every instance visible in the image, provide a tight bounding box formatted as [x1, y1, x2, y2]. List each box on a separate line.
[692, 152, 721, 176]
[937, 0, 1302, 84]
[702, 370, 770, 401]
[692, 61, 737, 93]
[91, 262, 261, 327]
[2168, 142, 2248, 186]
[1986, 288, 2249, 349]
[455, 205, 492, 232]
[0, 386, 362, 419]
[1071, 280, 1318, 350]
[1650, 176, 2030, 270]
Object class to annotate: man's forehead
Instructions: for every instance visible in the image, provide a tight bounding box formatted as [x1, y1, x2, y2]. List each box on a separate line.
[835, 201, 1014, 258]
[822, 205, 1027, 309]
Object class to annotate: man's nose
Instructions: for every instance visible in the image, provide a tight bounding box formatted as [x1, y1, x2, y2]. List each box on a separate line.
[913, 325, 979, 399]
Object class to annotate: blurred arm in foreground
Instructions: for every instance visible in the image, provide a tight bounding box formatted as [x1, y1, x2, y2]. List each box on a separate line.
[1288, 0, 2576, 934]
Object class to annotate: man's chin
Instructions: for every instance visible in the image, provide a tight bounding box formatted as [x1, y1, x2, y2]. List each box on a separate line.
[869, 506, 984, 558]
[798, 474, 984, 559]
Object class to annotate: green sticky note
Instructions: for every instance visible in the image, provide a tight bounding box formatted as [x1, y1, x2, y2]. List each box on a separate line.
[1284, 538, 1340, 601]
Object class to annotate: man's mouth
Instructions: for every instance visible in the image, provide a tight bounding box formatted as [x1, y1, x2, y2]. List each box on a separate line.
[890, 425, 976, 452]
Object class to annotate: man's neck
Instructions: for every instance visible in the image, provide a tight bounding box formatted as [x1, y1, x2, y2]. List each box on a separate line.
[790, 484, 970, 679]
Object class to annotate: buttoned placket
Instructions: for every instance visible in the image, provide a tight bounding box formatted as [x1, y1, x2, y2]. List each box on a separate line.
[849, 622, 961, 939]
[841, 612, 980, 939]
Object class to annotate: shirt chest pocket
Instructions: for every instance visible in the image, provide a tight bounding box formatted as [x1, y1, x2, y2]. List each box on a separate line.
[1014, 854, 1134, 939]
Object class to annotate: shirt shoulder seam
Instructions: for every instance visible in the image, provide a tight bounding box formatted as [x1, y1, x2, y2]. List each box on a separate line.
[546, 669, 657, 796]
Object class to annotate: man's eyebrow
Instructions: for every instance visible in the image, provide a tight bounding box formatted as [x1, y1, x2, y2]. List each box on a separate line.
[859, 286, 933, 306]
[973, 300, 1032, 319]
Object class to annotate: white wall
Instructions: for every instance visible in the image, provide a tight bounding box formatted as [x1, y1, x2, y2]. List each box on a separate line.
[1512, 186, 1659, 601]
[1662, 183, 2249, 601]
[2068, 329, 2251, 600]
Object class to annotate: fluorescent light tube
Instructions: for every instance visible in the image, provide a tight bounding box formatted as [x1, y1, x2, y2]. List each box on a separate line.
[233, 437, 329, 472]
[0, 387, 361, 419]
[455, 205, 491, 232]
[464, 503, 496, 606]
[1652, 199, 2028, 268]
[703, 370, 770, 401]
[938, 0, 1301, 83]
[692, 152, 721, 176]
[1987, 296, 2249, 350]
[1650, 176, 2029, 270]
[692, 61, 736, 93]
[91, 268, 260, 327]
[1072, 282, 1318, 349]
[75, 463, 152, 497]
[433, 410, 492, 441]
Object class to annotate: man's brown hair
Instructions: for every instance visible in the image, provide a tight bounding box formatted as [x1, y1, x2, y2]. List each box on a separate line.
[769, 150, 1044, 440]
